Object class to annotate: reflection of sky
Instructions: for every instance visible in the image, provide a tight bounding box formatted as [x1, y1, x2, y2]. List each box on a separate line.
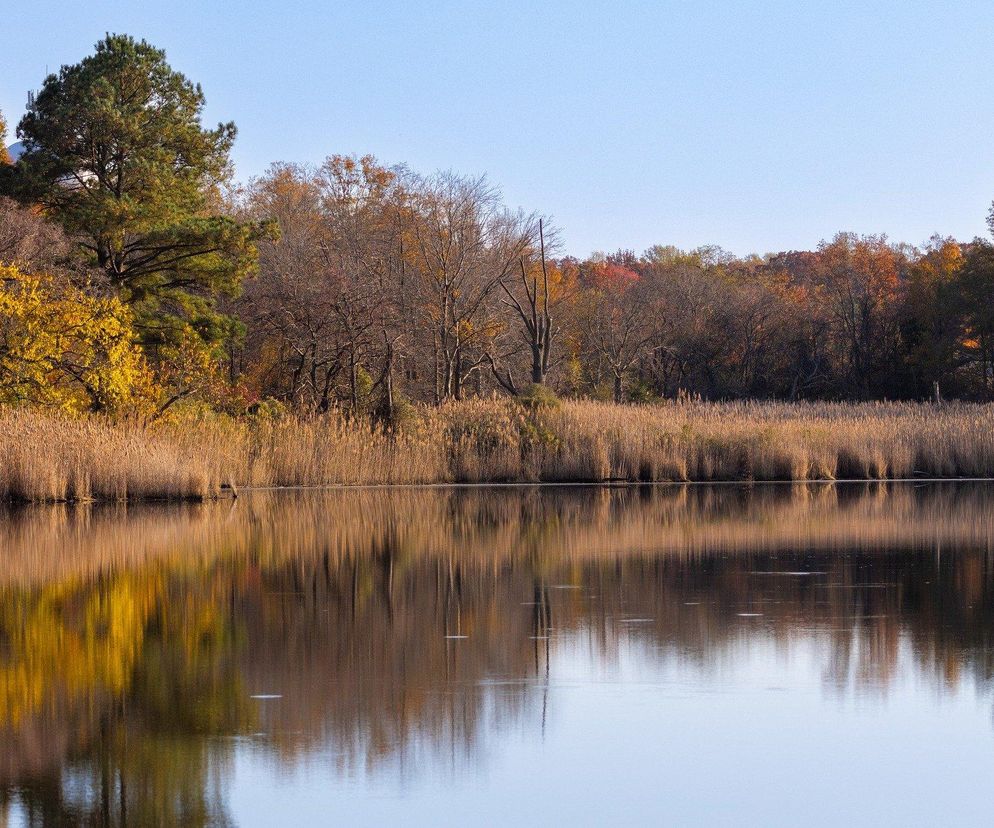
[4, 485, 994, 826]
[226, 631, 994, 827]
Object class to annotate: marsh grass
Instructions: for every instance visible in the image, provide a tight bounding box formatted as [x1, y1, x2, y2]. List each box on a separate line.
[2, 399, 994, 501]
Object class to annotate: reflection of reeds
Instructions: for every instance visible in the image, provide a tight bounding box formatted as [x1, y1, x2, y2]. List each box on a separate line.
[3, 483, 994, 813]
[2, 483, 993, 586]
[3, 400, 994, 501]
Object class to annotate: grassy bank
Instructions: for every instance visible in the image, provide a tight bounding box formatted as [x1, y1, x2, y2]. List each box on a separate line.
[2, 399, 994, 501]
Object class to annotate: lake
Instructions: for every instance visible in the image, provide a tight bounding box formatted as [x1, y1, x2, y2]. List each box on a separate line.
[2, 483, 994, 826]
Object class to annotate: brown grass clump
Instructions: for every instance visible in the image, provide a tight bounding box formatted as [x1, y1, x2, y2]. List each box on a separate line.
[2, 399, 994, 501]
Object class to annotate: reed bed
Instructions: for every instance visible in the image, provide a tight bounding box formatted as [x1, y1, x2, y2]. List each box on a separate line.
[2, 399, 994, 501]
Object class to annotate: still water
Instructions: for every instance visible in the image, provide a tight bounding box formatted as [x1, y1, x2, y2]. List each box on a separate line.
[2, 483, 994, 826]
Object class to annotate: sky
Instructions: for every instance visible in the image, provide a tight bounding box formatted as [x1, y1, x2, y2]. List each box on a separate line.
[3, 0, 994, 258]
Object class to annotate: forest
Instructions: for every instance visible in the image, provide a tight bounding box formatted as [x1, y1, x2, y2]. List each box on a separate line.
[2, 34, 994, 421]
[3, 35, 994, 498]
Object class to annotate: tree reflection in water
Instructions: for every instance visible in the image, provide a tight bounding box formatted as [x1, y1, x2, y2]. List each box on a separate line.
[1, 483, 993, 825]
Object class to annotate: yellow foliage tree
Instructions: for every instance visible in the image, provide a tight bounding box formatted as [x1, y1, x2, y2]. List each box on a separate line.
[0, 264, 156, 413]
[0, 107, 10, 165]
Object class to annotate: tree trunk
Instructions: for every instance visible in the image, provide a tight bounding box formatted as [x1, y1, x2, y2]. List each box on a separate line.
[383, 342, 395, 421]
[531, 343, 544, 384]
[453, 351, 463, 400]
[349, 351, 359, 411]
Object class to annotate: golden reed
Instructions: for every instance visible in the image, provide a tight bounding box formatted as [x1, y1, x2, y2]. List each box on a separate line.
[1, 399, 993, 501]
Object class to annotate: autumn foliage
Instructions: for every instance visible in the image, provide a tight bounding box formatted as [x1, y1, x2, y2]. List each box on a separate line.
[3, 36, 994, 499]
[0, 265, 153, 413]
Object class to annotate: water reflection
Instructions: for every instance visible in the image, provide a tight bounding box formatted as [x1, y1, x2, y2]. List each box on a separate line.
[1, 483, 994, 825]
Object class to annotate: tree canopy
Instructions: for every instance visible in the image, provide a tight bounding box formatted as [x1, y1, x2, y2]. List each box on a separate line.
[0, 264, 153, 413]
[0, 34, 262, 351]
[2, 34, 994, 414]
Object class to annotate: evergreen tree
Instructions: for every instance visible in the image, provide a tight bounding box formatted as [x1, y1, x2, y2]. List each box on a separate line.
[0, 34, 263, 350]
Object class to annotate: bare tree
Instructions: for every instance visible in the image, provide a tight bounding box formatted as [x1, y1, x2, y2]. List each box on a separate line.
[238, 157, 414, 414]
[489, 219, 573, 394]
[238, 164, 348, 409]
[0, 198, 74, 274]
[407, 172, 536, 401]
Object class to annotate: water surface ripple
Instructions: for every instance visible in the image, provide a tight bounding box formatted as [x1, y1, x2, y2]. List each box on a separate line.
[1, 483, 992, 826]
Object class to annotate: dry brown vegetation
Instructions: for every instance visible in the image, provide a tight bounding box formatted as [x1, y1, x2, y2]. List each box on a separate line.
[2, 399, 994, 501]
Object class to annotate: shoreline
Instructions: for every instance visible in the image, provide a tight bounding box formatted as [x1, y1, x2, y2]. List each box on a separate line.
[4, 475, 994, 507]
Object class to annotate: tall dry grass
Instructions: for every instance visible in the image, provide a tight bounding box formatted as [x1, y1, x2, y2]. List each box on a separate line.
[2, 399, 994, 501]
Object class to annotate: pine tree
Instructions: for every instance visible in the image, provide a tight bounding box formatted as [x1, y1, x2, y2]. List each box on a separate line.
[0, 34, 266, 351]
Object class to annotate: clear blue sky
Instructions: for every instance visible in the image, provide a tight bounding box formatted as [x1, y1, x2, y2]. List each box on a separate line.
[4, 1, 994, 257]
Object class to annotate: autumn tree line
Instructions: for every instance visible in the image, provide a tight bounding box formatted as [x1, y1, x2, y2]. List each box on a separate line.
[2, 35, 994, 421]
